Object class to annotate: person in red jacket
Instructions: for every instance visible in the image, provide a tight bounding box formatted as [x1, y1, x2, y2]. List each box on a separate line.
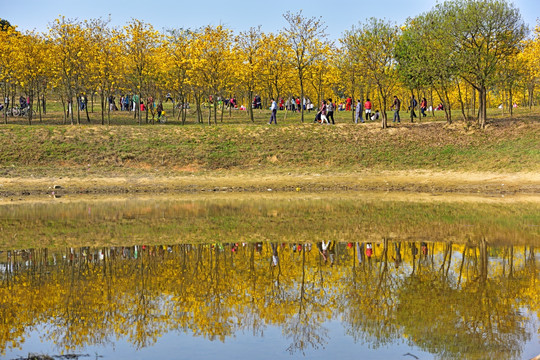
[364, 99, 372, 121]
[420, 97, 427, 117]
[345, 97, 352, 111]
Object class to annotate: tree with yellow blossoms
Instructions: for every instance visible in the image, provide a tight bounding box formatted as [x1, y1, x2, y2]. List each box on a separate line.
[282, 11, 330, 122]
[190, 25, 234, 125]
[85, 17, 121, 125]
[235, 26, 265, 123]
[0, 24, 18, 124]
[48, 17, 90, 125]
[122, 19, 161, 125]
[163, 28, 191, 124]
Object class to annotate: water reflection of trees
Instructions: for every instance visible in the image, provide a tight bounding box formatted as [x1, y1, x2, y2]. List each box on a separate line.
[0, 241, 537, 359]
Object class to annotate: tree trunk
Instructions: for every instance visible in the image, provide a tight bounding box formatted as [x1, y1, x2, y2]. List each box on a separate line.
[76, 95, 81, 125]
[107, 92, 111, 126]
[100, 93, 105, 125]
[194, 92, 202, 123]
[248, 89, 254, 123]
[213, 94, 217, 125]
[3, 84, 8, 124]
[61, 95, 67, 124]
[479, 85, 487, 129]
[84, 95, 90, 123]
[138, 92, 142, 125]
[472, 87, 476, 117]
[409, 91, 415, 123]
[299, 72, 305, 123]
[350, 76, 356, 123]
[378, 87, 387, 129]
[528, 83, 534, 109]
[509, 88, 513, 117]
[182, 96, 187, 125]
[220, 98, 225, 123]
[3, 87, 7, 124]
[37, 88, 42, 123]
[457, 81, 467, 121]
[444, 90, 452, 124]
[27, 91, 33, 125]
[68, 93, 74, 125]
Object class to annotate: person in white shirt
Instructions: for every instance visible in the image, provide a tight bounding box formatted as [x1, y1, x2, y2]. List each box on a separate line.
[269, 98, 277, 124]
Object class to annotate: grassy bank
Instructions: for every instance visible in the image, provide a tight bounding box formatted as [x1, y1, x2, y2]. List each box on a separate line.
[1, 115, 538, 174]
[0, 108, 539, 198]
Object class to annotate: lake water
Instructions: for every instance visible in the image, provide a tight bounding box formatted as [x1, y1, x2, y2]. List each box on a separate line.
[0, 194, 539, 360]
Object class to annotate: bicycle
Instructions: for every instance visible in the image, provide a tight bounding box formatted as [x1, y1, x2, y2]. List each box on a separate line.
[9, 106, 33, 117]
[158, 111, 167, 124]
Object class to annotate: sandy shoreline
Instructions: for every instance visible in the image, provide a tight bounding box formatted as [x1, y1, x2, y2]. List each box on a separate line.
[1, 170, 539, 202]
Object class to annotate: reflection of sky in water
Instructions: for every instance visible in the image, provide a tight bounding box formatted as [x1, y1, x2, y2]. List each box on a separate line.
[7, 321, 438, 360]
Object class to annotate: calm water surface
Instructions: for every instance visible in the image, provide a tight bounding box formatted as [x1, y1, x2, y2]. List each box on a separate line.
[0, 195, 538, 360]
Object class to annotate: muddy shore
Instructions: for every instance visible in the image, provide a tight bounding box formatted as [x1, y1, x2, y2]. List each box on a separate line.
[1, 171, 539, 201]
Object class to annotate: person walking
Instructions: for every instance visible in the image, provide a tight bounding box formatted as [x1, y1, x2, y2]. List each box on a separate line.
[355, 99, 363, 123]
[392, 95, 401, 123]
[269, 98, 277, 124]
[327, 98, 335, 124]
[320, 100, 329, 124]
[409, 95, 417, 122]
[420, 97, 427, 118]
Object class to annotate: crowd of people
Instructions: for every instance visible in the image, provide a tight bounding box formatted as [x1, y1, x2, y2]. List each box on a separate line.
[1, 92, 450, 124]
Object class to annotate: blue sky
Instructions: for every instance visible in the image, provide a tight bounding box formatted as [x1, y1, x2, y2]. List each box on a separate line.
[3, 0, 539, 39]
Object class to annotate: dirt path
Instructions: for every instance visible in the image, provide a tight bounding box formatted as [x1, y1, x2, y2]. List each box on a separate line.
[1, 170, 539, 201]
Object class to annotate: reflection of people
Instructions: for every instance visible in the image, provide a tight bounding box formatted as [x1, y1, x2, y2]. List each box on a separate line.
[421, 242, 428, 256]
[411, 243, 418, 259]
[366, 242, 373, 259]
[292, 243, 303, 252]
[393, 242, 402, 268]
[356, 242, 364, 264]
[255, 242, 263, 253]
[318, 241, 335, 265]
[271, 242, 279, 266]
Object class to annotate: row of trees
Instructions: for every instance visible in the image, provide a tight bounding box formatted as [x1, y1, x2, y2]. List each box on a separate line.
[0, 0, 536, 128]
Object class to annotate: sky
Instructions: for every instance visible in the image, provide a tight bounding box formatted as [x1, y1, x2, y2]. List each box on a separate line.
[2, 0, 539, 39]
